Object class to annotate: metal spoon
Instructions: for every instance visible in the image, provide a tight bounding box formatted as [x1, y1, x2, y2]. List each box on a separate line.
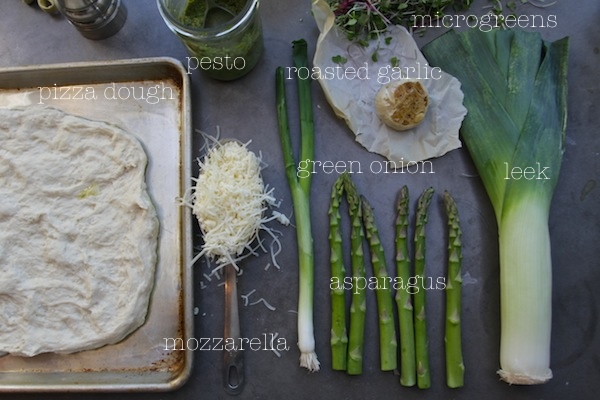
[201, 139, 249, 395]
[203, 0, 235, 28]
[218, 139, 246, 395]
[223, 263, 244, 395]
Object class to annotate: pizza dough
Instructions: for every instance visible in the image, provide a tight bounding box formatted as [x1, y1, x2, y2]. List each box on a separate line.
[0, 106, 159, 357]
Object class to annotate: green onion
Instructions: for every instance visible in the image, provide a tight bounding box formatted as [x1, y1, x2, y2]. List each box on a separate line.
[276, 39, 320, 372]
[423, 28, 569, 384]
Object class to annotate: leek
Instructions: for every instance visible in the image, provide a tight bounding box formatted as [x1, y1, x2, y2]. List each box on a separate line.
[276, 39, 320, 372]
[423, 29, 568, 384]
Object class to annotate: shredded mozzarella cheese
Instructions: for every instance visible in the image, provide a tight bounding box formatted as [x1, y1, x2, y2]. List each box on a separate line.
[183, 134, 287, 321]
[241, 289, 257, 306]
[249, 297, 276, 311]
[270, 332, 282, 358]
[193, 140, 273, 266]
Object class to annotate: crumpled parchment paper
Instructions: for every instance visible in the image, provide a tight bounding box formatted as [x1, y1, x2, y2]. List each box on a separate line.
[312, 0, 468, 164]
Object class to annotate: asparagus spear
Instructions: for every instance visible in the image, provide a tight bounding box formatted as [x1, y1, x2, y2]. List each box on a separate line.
[395, 185, 416, 386]
[414, 187, 434, 389]
[361, 196, 398, 372]
[329, 175, 347, 370]
[444, 190, 464, 388]
[343, 174, 367, 375]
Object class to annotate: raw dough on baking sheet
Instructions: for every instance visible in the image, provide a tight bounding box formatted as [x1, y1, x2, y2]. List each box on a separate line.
[0, 106, 159, 357]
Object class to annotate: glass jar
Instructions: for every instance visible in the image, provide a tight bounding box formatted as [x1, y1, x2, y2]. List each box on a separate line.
[56, 0, 127, 40]
[157, 0, 263, 81]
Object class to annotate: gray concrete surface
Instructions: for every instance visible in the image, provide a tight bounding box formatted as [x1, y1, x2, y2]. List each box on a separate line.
[0, 0, 598, 399]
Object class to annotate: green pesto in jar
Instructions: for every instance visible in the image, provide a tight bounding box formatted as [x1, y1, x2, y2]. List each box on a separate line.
[182, 0, 246, 28]
[177, 0, 263, 80]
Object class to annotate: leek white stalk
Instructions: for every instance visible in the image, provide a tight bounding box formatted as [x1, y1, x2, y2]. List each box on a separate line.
[423, 28, 569, 384]
[498, 194, 552, 384]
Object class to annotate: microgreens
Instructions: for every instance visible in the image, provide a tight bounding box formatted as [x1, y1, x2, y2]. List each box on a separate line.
[327, 0, 475, 41]
[326, 0, 553, 42]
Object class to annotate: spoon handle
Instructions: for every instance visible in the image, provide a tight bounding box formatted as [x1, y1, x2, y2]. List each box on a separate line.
[223, 264, 244, 395]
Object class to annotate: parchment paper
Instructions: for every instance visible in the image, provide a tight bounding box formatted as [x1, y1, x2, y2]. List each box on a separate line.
[312, 0, 468, 164]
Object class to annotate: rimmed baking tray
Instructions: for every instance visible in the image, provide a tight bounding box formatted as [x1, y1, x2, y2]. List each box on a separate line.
[0, 57, 194, 392]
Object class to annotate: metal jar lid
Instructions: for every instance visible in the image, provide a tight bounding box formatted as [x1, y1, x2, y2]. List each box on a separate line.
[56, 0, 127, 40]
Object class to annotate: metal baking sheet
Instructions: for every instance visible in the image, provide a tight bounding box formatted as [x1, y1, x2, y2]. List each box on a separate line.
[0, 58, 193, 392]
